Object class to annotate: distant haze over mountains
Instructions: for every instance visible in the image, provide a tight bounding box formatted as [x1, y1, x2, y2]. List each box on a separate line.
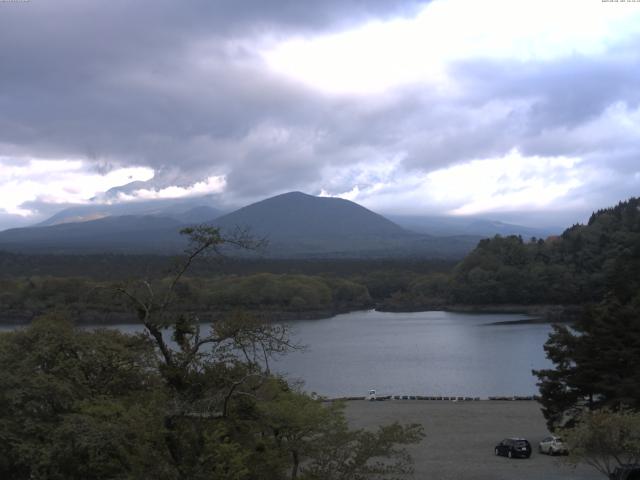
[388, 215, 558, 239]
[0, 192, 559, 258]
[37, 197, 222, 227]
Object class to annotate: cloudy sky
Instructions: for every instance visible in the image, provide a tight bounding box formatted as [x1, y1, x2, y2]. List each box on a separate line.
[1, 0, 639, 230]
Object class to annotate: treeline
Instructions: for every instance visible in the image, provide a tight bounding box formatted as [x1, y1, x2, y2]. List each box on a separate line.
[347, 198, 640, 310]
[0, 252, 455, 279]
[2, 198, 639, 323]
[0, 257, 456, 323]
[530, 199, 640, 431]
[449, 198, 640, 305]
[0, 274, 375, 323]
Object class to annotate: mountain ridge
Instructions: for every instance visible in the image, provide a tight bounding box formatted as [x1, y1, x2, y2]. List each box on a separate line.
[0, 192, 478, 258]
[37, 198, 223, 227]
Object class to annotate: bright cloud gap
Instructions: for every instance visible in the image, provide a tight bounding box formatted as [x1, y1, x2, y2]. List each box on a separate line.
[114, 176, 227, 202]
[0, 158, 154, 217]
[263, 0, 640, 94]
[321, 149, 585, 217]
[0, 157, 227, 218]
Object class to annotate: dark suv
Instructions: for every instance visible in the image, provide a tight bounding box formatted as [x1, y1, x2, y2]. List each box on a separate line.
[494, 438, 532, 459]
[610, 466, 640, 480]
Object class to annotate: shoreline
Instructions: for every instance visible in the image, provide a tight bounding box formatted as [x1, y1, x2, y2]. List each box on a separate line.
[0, 307, 359, 326]
[0, 303, 579, 326]
[325, 395, 539, 402]
[378, 303, 581, 317]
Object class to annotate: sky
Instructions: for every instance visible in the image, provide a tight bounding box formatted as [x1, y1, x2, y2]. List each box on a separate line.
[1, 0, 639, 230]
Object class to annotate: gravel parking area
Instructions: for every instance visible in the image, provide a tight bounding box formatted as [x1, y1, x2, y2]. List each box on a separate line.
[344, 400, 602, 480]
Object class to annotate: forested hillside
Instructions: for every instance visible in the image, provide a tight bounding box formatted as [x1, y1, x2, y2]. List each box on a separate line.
[1, 198, 638, 323]
[528, 199, 640, 429]
[448, 198, 640, 306]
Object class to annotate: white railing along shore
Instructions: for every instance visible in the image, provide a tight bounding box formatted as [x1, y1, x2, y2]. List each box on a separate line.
[323, 395, 538, 402]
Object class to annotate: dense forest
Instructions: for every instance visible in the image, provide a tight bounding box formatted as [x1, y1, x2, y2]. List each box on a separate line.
[0, 258, 453, 324]
[449, 198, 640, 305]
[1, 198, 639, 323]
[529, 199, 640, 430]
[0, 274, 374, 324]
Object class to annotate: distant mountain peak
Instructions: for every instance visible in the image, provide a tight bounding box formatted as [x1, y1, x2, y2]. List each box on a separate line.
[215, 191, 404, 235]
[275, 191, 309, 198]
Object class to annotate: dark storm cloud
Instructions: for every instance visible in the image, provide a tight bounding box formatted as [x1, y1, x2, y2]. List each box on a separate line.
[0, 0, 639, 230]
[0, 0, 423, 165]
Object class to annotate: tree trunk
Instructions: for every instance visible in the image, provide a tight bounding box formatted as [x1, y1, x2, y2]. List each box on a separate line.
[291, 449, 299, 480]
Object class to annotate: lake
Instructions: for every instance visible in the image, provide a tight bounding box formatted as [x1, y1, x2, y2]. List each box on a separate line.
[275, 310, 553, 398]
[0, 310, 554, 398]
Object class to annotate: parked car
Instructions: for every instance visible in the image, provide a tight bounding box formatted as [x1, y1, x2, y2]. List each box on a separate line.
[610, 465, 640, 480]
[538, 435, 568, 455]
[494, 438, 532, 458]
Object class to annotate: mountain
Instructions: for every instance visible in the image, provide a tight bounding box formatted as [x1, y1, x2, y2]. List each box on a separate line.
[177, 206, 222, 225]
[214, 192, 405, 239]
[37, 197, 222, 227]
[211, 192, 479, 258]
[0, 215, 187, 254]
[388, 214, 558, 238]
[0, 192, 480, 258]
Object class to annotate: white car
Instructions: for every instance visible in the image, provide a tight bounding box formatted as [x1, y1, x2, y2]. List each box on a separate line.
[538, 435, 568, 455]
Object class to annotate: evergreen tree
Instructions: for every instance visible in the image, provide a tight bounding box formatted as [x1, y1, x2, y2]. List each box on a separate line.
[534, 293, 640, 429]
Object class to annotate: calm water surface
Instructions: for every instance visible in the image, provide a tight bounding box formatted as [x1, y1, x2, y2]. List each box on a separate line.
[1, 310, 553, 398]
[275, 310, 553, 398]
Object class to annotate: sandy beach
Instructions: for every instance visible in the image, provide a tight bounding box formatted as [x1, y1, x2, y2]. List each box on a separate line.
[345, 400, 601, 480]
